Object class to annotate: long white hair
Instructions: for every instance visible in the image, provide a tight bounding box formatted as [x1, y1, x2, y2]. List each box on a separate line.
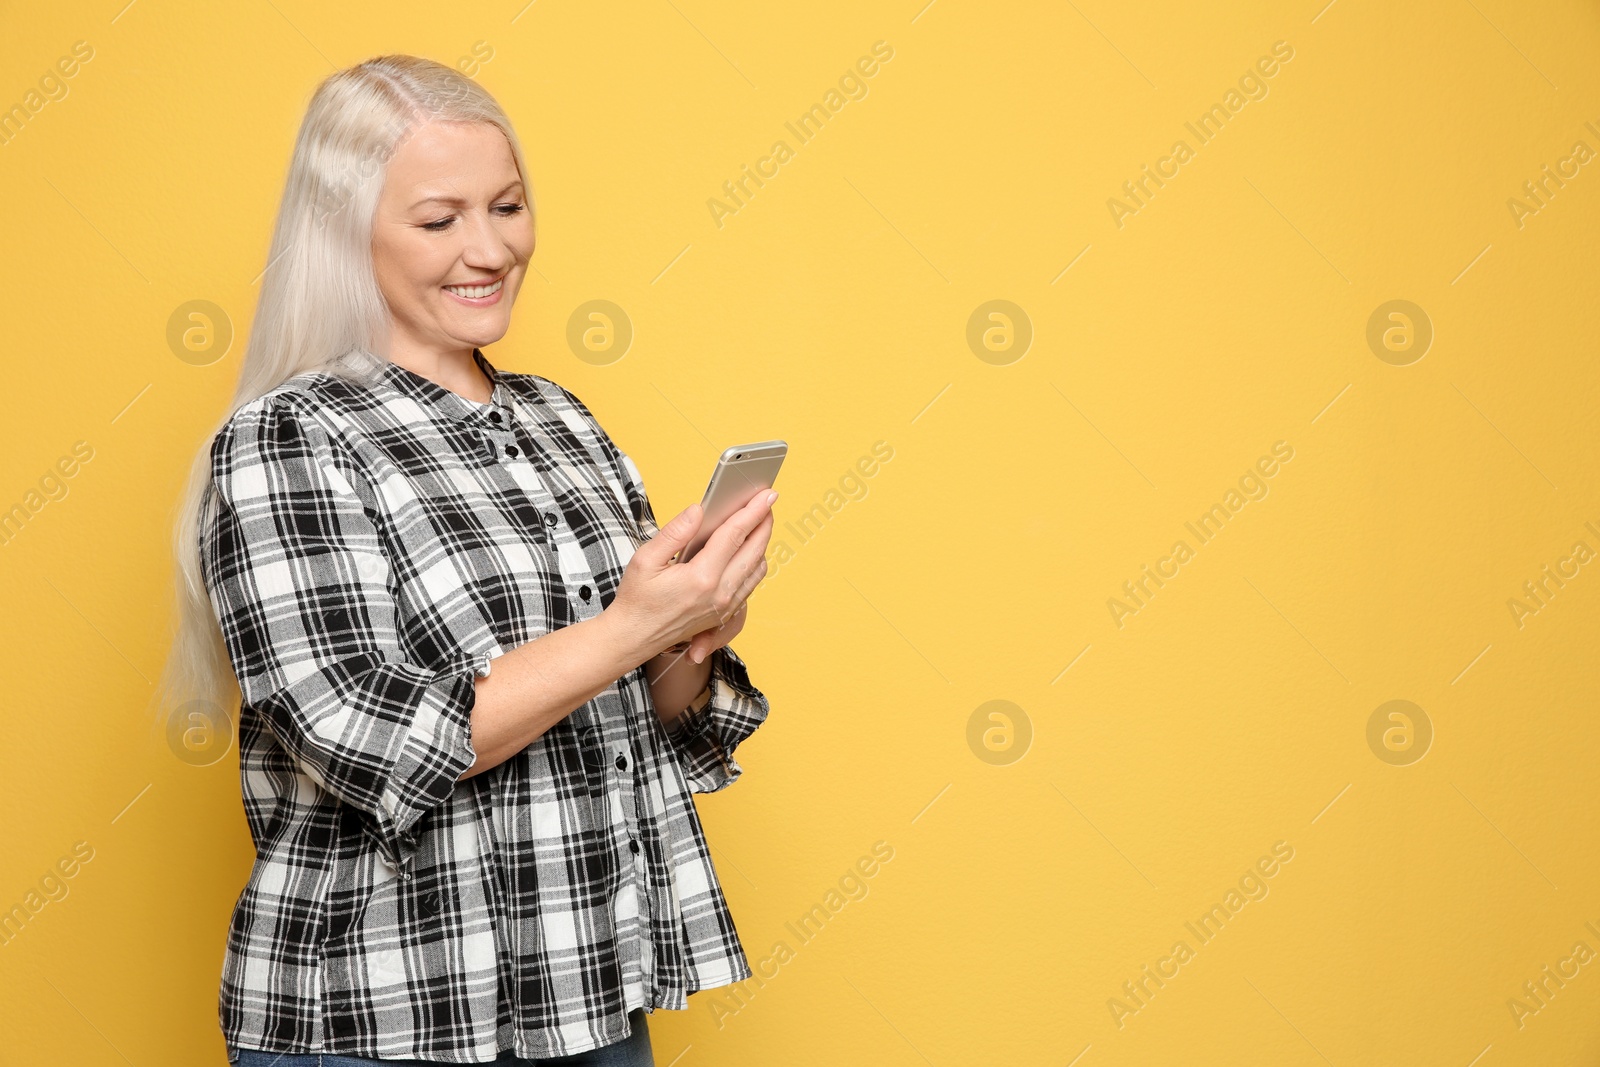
[153, 54, 534, 733]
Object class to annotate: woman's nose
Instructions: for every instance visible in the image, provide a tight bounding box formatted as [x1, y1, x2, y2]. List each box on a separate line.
[459, 211, 516, 265]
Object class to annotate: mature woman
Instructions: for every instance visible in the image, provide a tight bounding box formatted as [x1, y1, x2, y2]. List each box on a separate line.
[158, 55, 775, 1065]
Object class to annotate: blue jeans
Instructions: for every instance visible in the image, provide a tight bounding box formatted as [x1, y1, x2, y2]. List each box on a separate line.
[229, 1008, 653, 1067]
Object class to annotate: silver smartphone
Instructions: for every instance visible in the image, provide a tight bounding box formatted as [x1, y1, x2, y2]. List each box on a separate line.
[674, 440, 787, 564]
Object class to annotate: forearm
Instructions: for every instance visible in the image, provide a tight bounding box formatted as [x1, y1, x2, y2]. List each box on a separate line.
[645, 646, 713, 730]
[458, 611, 654, 780]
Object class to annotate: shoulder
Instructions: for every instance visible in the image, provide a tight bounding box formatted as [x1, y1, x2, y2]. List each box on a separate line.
[500, 368, 588, 414]
[214, 347, 415, 444]
[205, 386, 380, 527]
[212, 377, 324, 440]
[208, 373, 362, 478]
[500, 370, 616, 444]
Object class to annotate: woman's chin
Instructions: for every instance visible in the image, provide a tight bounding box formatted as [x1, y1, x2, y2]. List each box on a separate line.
[445, 316, 512, 348]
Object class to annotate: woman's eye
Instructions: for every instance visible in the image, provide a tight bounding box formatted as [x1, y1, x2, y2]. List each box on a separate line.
[421, 204, 524, 232]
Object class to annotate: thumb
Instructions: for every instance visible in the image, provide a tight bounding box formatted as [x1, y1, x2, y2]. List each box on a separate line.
[646, 503, 701, 563]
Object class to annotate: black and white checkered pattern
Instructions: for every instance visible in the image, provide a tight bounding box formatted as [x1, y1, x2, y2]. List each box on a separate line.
[200, 347, 770, 1061]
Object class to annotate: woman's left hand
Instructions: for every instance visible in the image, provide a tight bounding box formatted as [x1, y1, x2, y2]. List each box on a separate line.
[686, 601, 748, 665]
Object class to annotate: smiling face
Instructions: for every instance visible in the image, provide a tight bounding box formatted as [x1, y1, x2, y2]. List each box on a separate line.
[370, 119, 534, 369]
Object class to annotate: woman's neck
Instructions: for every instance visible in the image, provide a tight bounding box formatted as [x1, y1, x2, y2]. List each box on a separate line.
[386, 343, 492, 404]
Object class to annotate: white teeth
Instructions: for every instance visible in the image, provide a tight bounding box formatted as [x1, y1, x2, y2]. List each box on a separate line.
[444, 279, 504, 298]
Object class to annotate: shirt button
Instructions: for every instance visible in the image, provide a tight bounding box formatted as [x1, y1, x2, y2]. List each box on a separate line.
[579, 585, 592, 601]
[489, 411, 503, 424]
[629, 839, 640, 854]
[504, 444, 519, 459]
[543, 512, 557, 527]
[615, 754, 627, 771]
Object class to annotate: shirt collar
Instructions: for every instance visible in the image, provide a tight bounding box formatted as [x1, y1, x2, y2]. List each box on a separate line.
[379, 347, 512, 424]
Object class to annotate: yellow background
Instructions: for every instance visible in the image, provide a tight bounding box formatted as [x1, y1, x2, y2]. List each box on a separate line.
[2, 1, 1599, 1063]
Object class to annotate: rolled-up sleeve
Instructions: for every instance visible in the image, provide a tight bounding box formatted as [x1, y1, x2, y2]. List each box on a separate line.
[199, 395, 487, 874]
[558, 384, 772, 793]
[660, 642, 771, 793]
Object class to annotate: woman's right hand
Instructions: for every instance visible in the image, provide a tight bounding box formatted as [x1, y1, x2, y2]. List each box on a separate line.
[606, 489, 776, 660]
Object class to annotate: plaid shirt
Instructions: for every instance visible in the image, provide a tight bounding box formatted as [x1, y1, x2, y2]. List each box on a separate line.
[200, 347, 770, 1062]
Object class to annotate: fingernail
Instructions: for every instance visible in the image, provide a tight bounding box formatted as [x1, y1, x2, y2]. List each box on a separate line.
[692, 649, 705, 664]
[766, 490, 778, 505]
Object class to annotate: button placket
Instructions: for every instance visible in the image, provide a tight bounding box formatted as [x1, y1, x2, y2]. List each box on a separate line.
[619, 735, 652, 998]
[607, 731, 654, 995]
[510, 403, 618, 803]
[480, 403, 515, 465]
[496, 388, 654, 986]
